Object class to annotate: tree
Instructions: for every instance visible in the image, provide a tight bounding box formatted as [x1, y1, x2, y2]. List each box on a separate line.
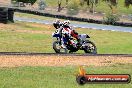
[79, 0, 99, 14]
[38, 0, 46, 10]
[102, 0, 119, 25]
[58, 0, 62, 12]
[102, 0, 117, 14]
[79, 0, 118, 14]
[67, 0, 79, 15]
[102, 0, 117, 6]
[125, 0, 132, 8]
[66, 0, 69, 7]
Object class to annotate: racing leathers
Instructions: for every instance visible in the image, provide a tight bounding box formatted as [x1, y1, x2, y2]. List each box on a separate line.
[61, 25, 80, 48]
[53, 20, 80, 48]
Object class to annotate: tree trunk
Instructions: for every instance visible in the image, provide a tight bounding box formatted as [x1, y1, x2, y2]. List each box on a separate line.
[108, 3, 114, 14]
[87, 0, 90, 5]
[89, 0, 95, 14]
[66, 0, 68, 7]
[58, 0, 62, 12]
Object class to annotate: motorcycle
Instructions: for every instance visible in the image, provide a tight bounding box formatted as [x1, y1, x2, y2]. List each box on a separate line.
[52, 28, 97, 54]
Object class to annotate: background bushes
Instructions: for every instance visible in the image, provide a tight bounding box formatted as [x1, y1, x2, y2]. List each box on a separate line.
[12, 0, 37, 5]
[67, 0, 80, 15]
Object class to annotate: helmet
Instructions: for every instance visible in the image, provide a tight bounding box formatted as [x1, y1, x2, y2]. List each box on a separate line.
[63, 20, 70, 26]
[53, 19, 62, 29]
[53, 19, 61, 24]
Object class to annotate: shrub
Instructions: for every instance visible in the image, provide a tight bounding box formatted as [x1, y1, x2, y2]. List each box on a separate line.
[130, 14, 132, 21]
[103, 13, 119, 25]
[38, 0, 46, 10]
[67, 0, 79, 15]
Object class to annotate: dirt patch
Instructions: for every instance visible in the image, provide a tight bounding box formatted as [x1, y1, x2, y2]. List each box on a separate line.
[0, 55, 132, 67]
[0, 0, 10, 5]
[13, 29, 52, 35]
[27, 22, 53, 29]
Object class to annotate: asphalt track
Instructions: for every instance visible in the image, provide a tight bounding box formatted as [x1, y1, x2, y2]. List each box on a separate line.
[14, 17, 132, 33]
[0, 52, 131, 57]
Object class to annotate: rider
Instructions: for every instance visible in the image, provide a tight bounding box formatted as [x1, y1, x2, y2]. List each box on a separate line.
[53, 19, 63, 29]
[61, 20, 81, 48]
[53, 19, 80, 48]
[53, 19, 66, 48]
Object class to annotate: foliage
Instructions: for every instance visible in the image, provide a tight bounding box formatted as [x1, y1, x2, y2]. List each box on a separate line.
[80, 0, 99, 6]
[102, 0, 117, 6]
[66, 0, 69, 6]
[125, 0, 132, 7]
[38, 0, 46, 10]
[67, 0, 79, 15]
[103, 13, 119, 25]
[79, 0, 118, 13]
[44, 0, 132, 14]
[130, 14, 132, 21]
[80, 0, 117, 6]
[102, 0, 118, 14]
[79, 0, 99, 13]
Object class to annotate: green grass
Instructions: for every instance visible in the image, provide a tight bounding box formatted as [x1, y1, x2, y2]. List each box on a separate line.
[0, 22, 53, 52]
[0, 64, 132, 88]
[44, 0, 66, 7]
[95, 0, 132, 15]
[14, 12, 56, 21]
[0, 32, 52, 52]
[43, 0, 132, 15]
[78, 28, 132, 54]
[0, 21, 132, 53]
[14, 12, 84, 23]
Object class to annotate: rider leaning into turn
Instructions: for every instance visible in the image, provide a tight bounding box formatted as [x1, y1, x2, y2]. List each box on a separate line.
[53, 19, 81, 48]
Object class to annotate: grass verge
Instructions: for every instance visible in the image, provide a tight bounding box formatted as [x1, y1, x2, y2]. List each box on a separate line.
[0, 64, 132, 88]
[14, 12, 56, 21]
[0, 21, 132, 53]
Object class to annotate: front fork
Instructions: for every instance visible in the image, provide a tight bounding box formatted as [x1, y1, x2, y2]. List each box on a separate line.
[79, 40, 89, 50]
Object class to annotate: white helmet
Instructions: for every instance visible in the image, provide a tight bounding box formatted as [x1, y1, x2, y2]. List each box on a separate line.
[53, 19, 61, 24]
[63, 20, 70, 26]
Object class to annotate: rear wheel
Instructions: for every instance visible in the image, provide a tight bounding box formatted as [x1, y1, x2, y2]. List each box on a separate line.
[83, 40, 97, 54]
[53, 41, 68, 53]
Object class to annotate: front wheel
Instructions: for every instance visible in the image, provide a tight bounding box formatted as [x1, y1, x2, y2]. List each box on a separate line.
[53, 41, 68, 53]
[83, 40, 97, 54]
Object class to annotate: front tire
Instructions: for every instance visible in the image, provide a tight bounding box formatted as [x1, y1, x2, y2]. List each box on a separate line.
[83, 40, 97, 54]
[53, 41, 68, 53]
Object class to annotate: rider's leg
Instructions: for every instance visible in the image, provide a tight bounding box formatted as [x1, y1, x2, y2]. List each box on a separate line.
[71, 31, 81, 45]
[61, 37, 66, 48]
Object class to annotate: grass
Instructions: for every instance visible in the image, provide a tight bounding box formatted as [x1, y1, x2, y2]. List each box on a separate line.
[14, 12, 56, 21]
[0, 64, 132, 88]
[14, 12, 85, 23]
[44, 0, 66, 7]
[14, 12, 94, 24]
[0, 22, 53, 53]
[44, 0, 132, 15]
[78, 28, 132, 54]
[95, 0, 132, 15]
[0, 21, 132, 53]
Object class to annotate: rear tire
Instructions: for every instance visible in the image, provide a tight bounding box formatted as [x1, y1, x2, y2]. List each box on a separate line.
[83, 40, 97, 54]
[53, 41, 68, 53]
